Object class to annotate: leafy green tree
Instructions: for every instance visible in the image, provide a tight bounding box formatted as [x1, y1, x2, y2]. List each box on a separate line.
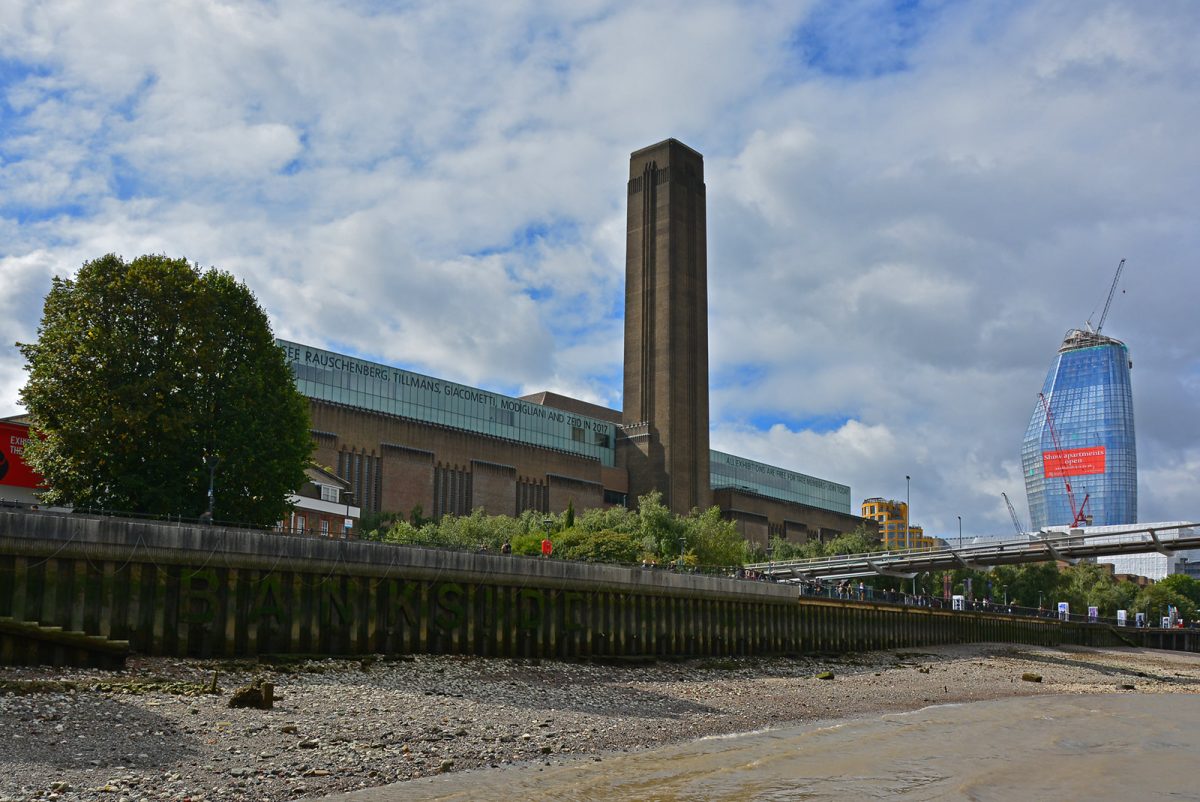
[822, 527, 878, 556]
[356, 510, 403, 540]
[637, 491, 683, 559]
[938, 567, 994, 600]
[1157, 575, 1200, 609]
[1056, 562, 1126, 616]
[575, 504, 640, 535]
[510, 531, 543, 556]
[1134, 583, 1197, 623]
[431, 508, 497, 549]
[554, 528, 641, 563]
[766, 535, 823, 562]
[992, 562, 1061, 609]
[683, 505, 747, 568]
[375, 507, 546, 551]
[1113, 579, 1140, 615]
[18, 254, 311, 525]
[375, 518, 430, 545]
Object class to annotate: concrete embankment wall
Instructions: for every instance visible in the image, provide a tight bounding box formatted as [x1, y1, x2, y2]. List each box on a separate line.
[0, 509, 1137, 662]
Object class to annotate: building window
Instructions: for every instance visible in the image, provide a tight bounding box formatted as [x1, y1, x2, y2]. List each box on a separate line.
[603, 489, 628, 507]
[572, 426, 586, 442]
[320, 519, 330, 536]
[320, 485, 340, 503]
[297, 515, 306, 533]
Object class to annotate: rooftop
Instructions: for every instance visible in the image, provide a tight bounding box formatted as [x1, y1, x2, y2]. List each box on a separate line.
[1058, 328, 1126, 354]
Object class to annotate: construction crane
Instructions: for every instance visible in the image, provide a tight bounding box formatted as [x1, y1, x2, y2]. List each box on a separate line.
[1086, 258, 1126, 334]
[1038, 392, 1091, 527]
[1002, 492, 1026, 536]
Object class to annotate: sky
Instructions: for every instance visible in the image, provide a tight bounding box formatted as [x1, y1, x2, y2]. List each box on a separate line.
[1, 0, 1197, 539]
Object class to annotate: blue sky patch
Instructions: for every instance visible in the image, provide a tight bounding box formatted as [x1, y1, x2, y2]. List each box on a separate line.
[280, 129, 310, 175]
[470, 218, 580, 259]
[109, 155, 139, 200]
[2, 203, 88, 224]
[712, 362, 768, 390]
[787, 0, 944, 79]
[112, 72, 157, 122]
[741, 411, 854, 434]
[0, 57, 49, 91]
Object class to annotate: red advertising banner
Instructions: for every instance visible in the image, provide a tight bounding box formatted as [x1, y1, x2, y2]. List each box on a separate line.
[0, 422, 45, 489]
[1042, 446, 1106, 478]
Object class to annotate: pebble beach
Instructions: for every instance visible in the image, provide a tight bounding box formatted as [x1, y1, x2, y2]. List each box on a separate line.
[2, 644, 1199, 802]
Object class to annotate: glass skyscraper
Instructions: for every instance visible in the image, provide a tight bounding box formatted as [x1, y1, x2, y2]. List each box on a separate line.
[1021, 329, 1137, 529]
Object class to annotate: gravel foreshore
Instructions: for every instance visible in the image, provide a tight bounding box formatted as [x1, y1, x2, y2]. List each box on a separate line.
[2, 644, 1199, 802]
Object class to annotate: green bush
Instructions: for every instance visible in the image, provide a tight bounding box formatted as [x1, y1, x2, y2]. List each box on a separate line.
[555, 528, 641, 564]
[510, 531, 544, 556]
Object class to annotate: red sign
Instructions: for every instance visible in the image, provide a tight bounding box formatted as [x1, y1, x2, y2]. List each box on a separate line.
[1042, 446, 1106, 478]
[0, 422, 45, 490]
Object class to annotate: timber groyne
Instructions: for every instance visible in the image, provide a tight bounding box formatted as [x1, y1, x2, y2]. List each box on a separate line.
[0, 508, 1186, 666]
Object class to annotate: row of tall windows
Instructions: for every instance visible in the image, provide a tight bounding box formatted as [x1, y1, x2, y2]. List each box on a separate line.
[336, 449, 382, 514]
[517, 478, 549, 515]
[433, 463, 472, 519]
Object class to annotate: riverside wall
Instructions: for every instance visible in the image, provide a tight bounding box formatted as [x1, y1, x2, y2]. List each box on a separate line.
[0, 509, 1158, 664]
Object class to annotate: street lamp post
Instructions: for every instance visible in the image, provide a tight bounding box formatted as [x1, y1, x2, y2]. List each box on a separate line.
[957, 515, 962, 549]
[343, 490, 354, 539]
[905, 475, 911, 551]
[204, 455, 221, 524]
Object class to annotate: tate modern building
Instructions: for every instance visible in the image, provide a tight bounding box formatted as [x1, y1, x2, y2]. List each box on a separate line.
[280, 140, 870, 547]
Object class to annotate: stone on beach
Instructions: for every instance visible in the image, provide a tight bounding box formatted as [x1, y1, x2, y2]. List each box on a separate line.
[227, 679, 274, 709]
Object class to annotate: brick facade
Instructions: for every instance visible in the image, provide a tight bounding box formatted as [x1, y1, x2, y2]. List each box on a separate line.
[308, 400, 607, 517]
[712, 488, 879, 551]
[470, 459, 518, 516]
[622, 139, 711, 515]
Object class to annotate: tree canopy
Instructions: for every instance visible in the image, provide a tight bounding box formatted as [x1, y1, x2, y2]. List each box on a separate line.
[764, 526, 879, 563]
[1134, 582, 1197, 623]
[18, 253, 311, 525]
[368, 491, 748, 569]
[364, 496, 1196, 616]
[1155, 574, 1200, 609]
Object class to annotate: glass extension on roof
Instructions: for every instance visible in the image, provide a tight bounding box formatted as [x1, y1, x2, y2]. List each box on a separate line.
[278, 340, 616, 467]
[710, 450, 851, 514]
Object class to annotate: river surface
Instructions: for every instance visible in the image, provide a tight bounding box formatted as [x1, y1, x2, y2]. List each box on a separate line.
[335, 693, 1200, 801]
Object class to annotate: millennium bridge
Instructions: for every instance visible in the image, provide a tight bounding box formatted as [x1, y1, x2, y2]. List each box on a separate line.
[746, 522, 1200, 582]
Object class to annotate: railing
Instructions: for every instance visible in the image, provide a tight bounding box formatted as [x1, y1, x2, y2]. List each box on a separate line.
[0, 499, 353, 540]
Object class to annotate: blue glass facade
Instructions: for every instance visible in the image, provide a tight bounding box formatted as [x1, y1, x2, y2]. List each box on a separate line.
[1021, 330, 1136, 529]
[278, 340, 618, 467]
[710, 450, 851, 514]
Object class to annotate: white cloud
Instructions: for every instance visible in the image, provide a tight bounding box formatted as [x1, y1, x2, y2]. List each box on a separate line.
[1, 0, 1197, 536]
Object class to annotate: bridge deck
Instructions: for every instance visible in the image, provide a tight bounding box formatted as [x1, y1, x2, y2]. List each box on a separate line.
[748, 522, 1200, 580]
